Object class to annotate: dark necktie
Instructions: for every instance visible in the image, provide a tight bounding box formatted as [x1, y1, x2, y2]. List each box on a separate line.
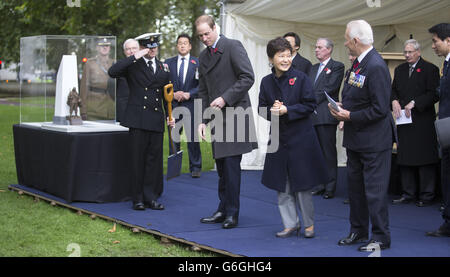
[178, 57, 185, 89]
[409, 65, 414, 78]
[209, 46, 217, 55]
[147, 60, 154, 74]
[444, 60, 449, 76]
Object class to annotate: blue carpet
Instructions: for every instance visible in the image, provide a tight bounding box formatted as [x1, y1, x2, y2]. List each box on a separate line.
[10, 169, 450, 257]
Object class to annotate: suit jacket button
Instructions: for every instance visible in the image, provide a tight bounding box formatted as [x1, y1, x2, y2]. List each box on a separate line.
[145, 88, 148, 91]
[143, 106, 147, 109]
[156, 98, 159, 101]
[155, 108, 158, 111]
[144, 96, 148, 99]
[156, 89, 160, 92]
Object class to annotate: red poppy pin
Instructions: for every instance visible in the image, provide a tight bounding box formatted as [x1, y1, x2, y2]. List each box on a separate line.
[190, 59, 197, 64]
[416, 68, 421, 73]
[325, 67, 331, 74]
[289, 77, 297, 86]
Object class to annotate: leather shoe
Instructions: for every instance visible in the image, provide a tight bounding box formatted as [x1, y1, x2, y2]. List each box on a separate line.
[145, 200, 164, 210]
[191, 171, 201, 178]
[358, 240, 390, 251]
[132, 202, 145, 211]
[276, 225, 300, 238]
[338, 232, 368, 246]
[416, 200, 432, 207]
[392, 197, 412, 204]
[426, 226, 450, 237]
[222, 216, 238, 229]
[323, 192, 334, 199]
[200, 212, 226, 224]
[311, 188, 325, 196]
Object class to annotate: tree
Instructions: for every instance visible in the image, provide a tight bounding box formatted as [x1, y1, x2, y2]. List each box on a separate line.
[0, 0, 220, 65]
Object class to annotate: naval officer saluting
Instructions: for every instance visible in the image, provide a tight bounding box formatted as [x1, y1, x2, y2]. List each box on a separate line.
[108, 33, 173, 211]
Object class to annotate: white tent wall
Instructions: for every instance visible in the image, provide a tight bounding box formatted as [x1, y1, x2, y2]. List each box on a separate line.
[222, 0, 450, 169]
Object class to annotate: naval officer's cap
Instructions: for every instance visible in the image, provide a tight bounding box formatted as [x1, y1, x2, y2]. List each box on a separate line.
[135, 33, 161, 49]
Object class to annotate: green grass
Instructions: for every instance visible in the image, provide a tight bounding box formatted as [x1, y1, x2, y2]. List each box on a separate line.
[0, 103, 218, 257]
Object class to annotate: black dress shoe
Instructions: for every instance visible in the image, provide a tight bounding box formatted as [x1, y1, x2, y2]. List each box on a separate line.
[426, 226, 450, 237]
[191, 171, 201, 178]
[311, 189, 325, 196]
[222, 216, 238, 229]
[338, 232, 368, 246]
[132, 202, 145, 211]
[392, 197, 412, 204]
[200, 212, 226, 224]
[323, 192, 334, 199]
[358, 240, 390, 252]
[416, 200, 432, 207]
[145, 200, 164, 210]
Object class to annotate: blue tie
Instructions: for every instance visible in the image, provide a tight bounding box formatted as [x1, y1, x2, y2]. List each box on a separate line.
[444, 60, 449, 76]
[178, 57, 185, 90]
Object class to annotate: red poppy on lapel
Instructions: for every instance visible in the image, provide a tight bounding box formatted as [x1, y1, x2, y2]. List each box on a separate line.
[190, 59, 197, 64]
[416, 68, 421, 73]
[289, 77, 297, 86]
[324, 67, 331, 74]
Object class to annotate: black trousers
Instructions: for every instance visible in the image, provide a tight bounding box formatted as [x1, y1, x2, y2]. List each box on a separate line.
[400, 164, 437, 201]
[441, 148, 450, 229]
[313, 124, 338, 193]
[129, 128, 163, 204]
[168, 104, 202, 173]
[215, 155, 242, 217]
[347, 149, 391, 244]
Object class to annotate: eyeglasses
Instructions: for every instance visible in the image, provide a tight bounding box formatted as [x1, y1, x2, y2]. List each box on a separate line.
[403, 50, 417, 55]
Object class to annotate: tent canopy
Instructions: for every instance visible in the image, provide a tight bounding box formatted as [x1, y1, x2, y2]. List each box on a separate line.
[222, 0, 450, 169]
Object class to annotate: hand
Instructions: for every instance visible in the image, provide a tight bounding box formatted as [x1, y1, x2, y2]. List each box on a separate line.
[392, 100, 402, 119]
[134, 48, 150, 60]
[328, 102, 350, 121]
[198, 123, 207, 141]
[174, 91, 185, 102]
[167, 117, 175, 128]
[404, 101, 415, 118]
[183, 92, 191, 101]
[210, 97, 225, 110]
[338, 121, 344, 131]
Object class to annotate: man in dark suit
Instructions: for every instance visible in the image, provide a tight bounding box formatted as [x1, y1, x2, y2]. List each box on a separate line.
[391, 39, 440, 207]
[165, 34, 202, 178]
[116, 38, 139, 122]
[283, 32, 312, 74]
[329, 20, 395, 252]
[195, 15, 257, 229]
[427, 23, 450, 237]
[108, 33, 173, 211]
[309, 38, 344, 199]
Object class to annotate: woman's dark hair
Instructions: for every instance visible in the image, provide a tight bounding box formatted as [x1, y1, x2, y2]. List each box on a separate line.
[266, 37, 293, 59]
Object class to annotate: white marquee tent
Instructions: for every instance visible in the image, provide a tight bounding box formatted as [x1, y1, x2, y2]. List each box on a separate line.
[220, 0, 450, 169]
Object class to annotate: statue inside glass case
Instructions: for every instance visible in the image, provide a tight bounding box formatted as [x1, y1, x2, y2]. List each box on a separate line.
[66, 87, 83, 125]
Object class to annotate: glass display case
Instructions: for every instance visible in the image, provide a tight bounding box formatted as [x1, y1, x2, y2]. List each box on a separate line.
[19, 35, 118, 127]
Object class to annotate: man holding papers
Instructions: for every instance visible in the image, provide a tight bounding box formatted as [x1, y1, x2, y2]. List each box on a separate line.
[391, 39, 440, 207]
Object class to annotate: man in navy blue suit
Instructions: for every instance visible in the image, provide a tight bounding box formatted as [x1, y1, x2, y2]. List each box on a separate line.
[427, 23, 450, 237]
[283, 32, 312, 74]
[165, 34, 202, 178]
[329, 20, 395, 252]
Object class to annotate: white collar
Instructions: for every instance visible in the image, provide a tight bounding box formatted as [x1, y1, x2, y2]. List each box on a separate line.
[143, 56, 156, 64]
[358, 46, 373, 63]
[446, 52, 450, 62]
[212, 36, 220, 49]
[178, 53, 190, 61]
[319, 57, 331, 66]
[409, 57, 420, 68]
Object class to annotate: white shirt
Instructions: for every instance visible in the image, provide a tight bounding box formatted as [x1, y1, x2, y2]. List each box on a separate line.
[446, 52, 450, 62]
[357, 46, 374, 63]
[143, 56, 156, 73]
[177, 53, 190, 85]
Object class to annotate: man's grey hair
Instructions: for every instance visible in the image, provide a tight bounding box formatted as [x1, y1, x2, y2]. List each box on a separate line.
[122, 38, 138, 50]
[317, 38, 334, 52]
[347, 20, 374, 46]
[404, 39, 421, 51]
